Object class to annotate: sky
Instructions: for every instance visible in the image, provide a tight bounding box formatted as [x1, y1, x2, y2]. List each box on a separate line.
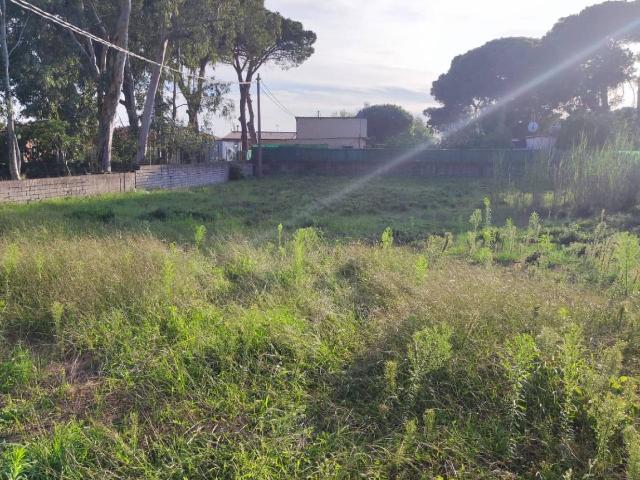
[209, 0, 618, 135]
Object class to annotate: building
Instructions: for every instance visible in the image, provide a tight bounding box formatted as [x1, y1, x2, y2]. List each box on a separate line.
[216, 131, 297, 161]
[526, 135, 557, 151]
[295, 117, 368, 149]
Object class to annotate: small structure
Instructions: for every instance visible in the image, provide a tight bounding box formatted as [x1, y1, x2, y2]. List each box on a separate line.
[216, 131, 297, 161]
[295, 117, 367, 149]
[526, 135, 556, 151]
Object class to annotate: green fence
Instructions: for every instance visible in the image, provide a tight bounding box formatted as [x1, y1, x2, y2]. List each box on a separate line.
[254, 147, 543, 179]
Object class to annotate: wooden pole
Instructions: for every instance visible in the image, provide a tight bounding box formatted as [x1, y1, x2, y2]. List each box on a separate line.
[257, 73, 263, 178]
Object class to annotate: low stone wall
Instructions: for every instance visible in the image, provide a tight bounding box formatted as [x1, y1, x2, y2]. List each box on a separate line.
[0, 163, 233, 203]
[0, 173, 135, 203]
[136, 163, 230, 190]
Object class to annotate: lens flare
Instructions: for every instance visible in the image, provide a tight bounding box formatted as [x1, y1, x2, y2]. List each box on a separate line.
[258, 14, 640, 238]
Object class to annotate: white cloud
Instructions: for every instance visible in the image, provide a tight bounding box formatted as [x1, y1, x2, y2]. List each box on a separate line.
[210, 0, 610, 134]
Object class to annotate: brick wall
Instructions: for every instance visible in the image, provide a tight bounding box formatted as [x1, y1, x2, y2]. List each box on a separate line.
[0, 173, 135, 203]
[135, 163, 230, 190]
[0, 163, 233, 203]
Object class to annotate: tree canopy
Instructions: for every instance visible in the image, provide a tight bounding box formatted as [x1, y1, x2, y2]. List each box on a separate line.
[0, 0, 315, 178]
[426, 1, 640, 146]
[357, 104, 414, 145]
[224, 0, 316, 152]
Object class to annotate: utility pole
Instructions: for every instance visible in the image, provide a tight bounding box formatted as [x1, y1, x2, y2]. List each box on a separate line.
[256, 73, 263, 178]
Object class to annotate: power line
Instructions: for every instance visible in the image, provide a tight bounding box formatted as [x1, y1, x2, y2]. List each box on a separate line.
[8, 0, 252, 85]
[262, 81, 297, 118]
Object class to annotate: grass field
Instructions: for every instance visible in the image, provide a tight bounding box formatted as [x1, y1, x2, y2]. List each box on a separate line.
[1, 175, 640, 479]
[0, 176, 538, 244]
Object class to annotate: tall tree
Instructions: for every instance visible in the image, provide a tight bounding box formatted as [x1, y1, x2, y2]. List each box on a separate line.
[62, 0, 131, 172]
[540, 2, 638, 114]
[224, 0, 316, 153]
[0, 0, 21, 180]
[426, 37, 542, 142]
[174, 0, 234, 133]
[134, 0, 178, 166]
[540, 1, 640, 117]
[357, 104, 414, 145]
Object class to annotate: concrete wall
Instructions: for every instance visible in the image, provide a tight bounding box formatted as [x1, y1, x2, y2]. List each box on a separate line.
[0, 173, 135, 203]
[135, 163, 230, 190]
[296, 117, 367, 149]
[0, 163, 233, 203]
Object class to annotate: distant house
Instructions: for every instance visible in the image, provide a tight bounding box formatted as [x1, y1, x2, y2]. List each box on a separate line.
[295, 117, 368, 149]
[216, 131, 297, 161]
[526, 135, 557, 151]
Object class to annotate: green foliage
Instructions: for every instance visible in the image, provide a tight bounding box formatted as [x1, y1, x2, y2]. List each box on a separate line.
[527, 211, 541, 242]
[0, 347, 33, 394]
[356, 104, 414, 145]
[1, 177, 640, 477]
[613, 232, 640, 295]
[469, 208, 482, 234]
[1, 445, 29, 480]
[408, 324, 453, 397]
[500, 334, 538, 456]
[194, 224, 207, 251]
[292, 227, 319, 278]
[483, 196, 492, 228]
[380, 227, 394, 250]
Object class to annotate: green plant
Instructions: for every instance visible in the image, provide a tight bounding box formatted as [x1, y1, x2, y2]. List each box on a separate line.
[293, 227, 320, 278]
[277, 223, 284, 252]
[408, 324, 452, 398]
[383, 360, 398, 396]
[502, 218, 518, 255]
[194, 224, 207, 251]
[0, 347, 34, 394]
[472, 246, 493, 265]
[613, 232, 640, 296]
[559, 325, 587, 447]
[381, 227, 394, 250]
[1, 445, 29, 480]
[500, 334, 538, 457]
[589, 393, 628, 471]
[415, 256, 429, 280]
[624, 427, 640, 480]
[527, 212, 541, 243]
[483, 196, 492, 228]
[469, 209, 482, 234]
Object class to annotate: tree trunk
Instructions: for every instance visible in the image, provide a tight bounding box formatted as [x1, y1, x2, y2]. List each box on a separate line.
[123, 57, 138, 136]
[187, 109, 199, 132]
[238, 83, 249, 157]
[247, 87, 257, 145]
[636, 77, 640, 124]
[0, 0, 20, 180]
[135, 32, 169, 166]
[96, 0, 131, 172]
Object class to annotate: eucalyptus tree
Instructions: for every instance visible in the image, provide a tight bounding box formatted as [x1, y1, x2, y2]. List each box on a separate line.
[174, 0, 234, 132]
[224, 0, 316, 152]
[134, 0, 234, 163]
[58, 0, 132, 172]
[0, 0, 22, 179]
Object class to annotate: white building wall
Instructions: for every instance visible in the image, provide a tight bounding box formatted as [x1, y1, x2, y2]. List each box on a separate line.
[296, 118, 368, 149]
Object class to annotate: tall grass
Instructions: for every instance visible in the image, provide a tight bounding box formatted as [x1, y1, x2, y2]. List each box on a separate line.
[552, 132, 640, 214]
[0, 224, 639, 478]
